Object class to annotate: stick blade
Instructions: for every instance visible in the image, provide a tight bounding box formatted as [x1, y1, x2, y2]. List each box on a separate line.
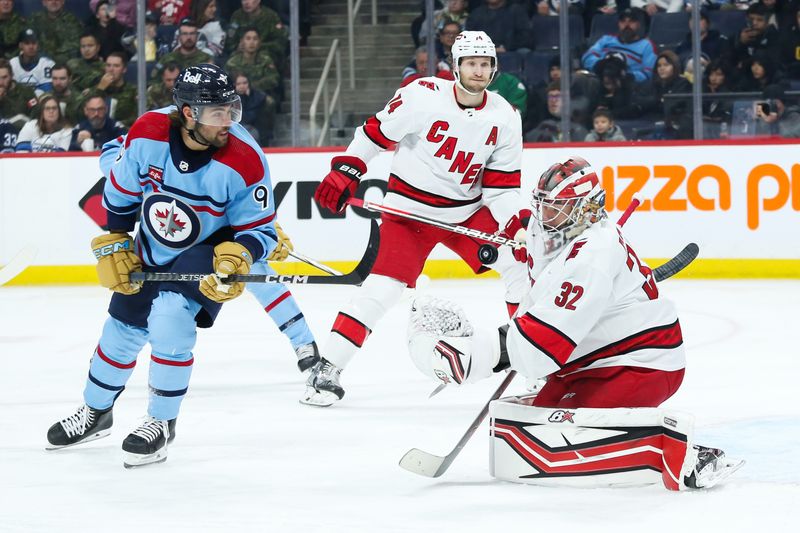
[399, 448, 447, 478]
[0, 246, 38, 286]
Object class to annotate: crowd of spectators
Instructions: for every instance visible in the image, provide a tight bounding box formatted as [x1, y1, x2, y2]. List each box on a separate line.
[407, 0, 800, 141]
[0, 0, 308, 152]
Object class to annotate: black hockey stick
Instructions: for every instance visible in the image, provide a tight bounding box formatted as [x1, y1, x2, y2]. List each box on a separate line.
[129, 219, 379, 286]
[399, 242, 700, 479]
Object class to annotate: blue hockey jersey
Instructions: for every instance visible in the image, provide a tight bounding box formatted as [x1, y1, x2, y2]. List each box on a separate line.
[98, 107, 277, 267]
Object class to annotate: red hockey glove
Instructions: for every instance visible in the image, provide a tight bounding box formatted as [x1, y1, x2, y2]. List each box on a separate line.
[500, 209, 531, 263]
[314, 155, 367, 213]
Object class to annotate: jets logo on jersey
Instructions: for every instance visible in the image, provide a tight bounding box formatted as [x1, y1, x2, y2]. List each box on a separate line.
[142, 194, 201, 249]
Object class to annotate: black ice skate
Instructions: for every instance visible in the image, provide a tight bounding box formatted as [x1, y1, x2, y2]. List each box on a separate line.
[300, 358, 344, 407]
[46, 404, 113, 450]
[295, 341, 321, 372]
[122, 417, 176, 469]
[684, 445, 745, 489]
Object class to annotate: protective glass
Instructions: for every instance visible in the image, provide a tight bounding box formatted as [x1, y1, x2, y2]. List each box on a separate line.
[193, 98, 242, 127]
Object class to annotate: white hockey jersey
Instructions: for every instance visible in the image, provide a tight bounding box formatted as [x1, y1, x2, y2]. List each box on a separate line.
[505, 219, 686, 380]
[10, 55, 55, 96]
[345, 77, 523, 225]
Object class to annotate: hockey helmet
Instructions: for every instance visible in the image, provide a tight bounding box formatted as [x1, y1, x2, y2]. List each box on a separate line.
[173, 64, 242, 127]
[530, 156, 606, 256]
[451, 31, 497, 89]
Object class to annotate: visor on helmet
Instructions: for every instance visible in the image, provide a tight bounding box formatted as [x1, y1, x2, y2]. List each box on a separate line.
[192, 97, 242, 127]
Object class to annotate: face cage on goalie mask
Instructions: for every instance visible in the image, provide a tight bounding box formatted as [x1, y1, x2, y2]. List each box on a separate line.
[530, 193, 605, 258]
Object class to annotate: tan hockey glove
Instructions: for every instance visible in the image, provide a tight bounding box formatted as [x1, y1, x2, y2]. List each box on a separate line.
[199, 241, 253, 303]
[267, 222, 294, 262]
[91, 233, 142, 295]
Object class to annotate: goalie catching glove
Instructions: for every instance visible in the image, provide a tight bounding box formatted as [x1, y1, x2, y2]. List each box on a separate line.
[91, 232, 142, 295]
[314, 155, 366, 213]
[199, 241, 253, 303]
[407, 296, 502, 386]
[267, 222, 293, 261]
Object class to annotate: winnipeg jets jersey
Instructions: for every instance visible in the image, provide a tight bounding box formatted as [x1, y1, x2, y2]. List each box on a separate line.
[346, 77, 523, 225]
[98, 107, 277, 267]
[10, 55, 54, 95]
[506, 219, 686, 380]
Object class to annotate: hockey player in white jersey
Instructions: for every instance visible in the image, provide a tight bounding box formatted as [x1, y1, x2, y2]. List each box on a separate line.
[306, 31, 528, 406]
[408, 156, 743, 490]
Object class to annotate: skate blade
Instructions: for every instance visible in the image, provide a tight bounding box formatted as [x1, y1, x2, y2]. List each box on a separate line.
[45, 428, 111, 451]
[299, 387, 339, 407]
[698, 459, 745, 489]
[123, 450, 168, 469]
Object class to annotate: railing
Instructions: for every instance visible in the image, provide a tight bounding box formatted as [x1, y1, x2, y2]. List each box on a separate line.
[309, 39, 344, 147]
[347, 0, 378, 89]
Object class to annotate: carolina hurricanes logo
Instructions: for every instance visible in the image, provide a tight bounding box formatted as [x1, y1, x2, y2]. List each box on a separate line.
[142, 194, 201, 249]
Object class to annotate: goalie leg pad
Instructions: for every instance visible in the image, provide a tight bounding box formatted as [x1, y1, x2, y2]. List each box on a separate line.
[489, 399, 697, 491]
[323, 274, 405, 368]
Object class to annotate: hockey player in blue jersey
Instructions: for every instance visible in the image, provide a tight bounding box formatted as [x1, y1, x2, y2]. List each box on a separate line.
[45, 64, 282, 468]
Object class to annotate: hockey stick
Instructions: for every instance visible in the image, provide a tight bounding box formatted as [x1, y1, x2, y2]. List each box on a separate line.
[0, 246, 38, 287]
[129, 219, 378, 286]
[287, 250, 343, 276]
[652, 243, 699, 282]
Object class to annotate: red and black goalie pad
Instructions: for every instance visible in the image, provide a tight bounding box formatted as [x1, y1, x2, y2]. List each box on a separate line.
[78, 177, 109, 230]
[491, 418, 689, 491]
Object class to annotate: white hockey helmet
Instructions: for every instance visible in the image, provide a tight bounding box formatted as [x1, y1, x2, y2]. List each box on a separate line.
[451, 31, 497, 91]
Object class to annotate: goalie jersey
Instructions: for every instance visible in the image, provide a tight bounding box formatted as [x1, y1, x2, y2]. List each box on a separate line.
[345, 77, 523, 225]
[98, 107, 277, 267]
[506, 219, 686, 380]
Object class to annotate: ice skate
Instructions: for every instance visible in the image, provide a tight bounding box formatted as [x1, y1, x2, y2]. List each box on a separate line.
[122, 417, 176, 469]
[295, 341, 321, 373]
[46, 404, 113, 450]
[300, 358, 344, 407]
[684, 445, 744, 489]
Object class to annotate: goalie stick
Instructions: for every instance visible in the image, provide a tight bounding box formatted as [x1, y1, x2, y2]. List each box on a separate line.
[0, 246, 38, 287]
[130, 219, 378, 286]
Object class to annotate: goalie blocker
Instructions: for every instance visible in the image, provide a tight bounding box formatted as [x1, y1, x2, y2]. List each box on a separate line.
[489, 397, 743, 491]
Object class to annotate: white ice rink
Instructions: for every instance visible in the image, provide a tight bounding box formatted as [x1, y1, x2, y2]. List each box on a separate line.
[1, 279, 798, 532]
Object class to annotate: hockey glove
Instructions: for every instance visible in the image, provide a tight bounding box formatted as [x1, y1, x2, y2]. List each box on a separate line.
[267, 222, 294, 262]
[314, 155, 366, 213]
[199, 241, 254, 303]
[91, 233, 142, 295]
[500, 209, 531, 263]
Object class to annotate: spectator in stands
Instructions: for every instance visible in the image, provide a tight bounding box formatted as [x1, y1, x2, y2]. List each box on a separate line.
[0, 0, 26, 60]
[95, 52, 137, 126]
[436, 20, 461, 67]
[780, 5, 800, 78]
[154, 18, 213, 79]
[192, 0, 226, 59]
[87, 0, 128, 60]
[10, 28, 54, 96]
[14, 94, 73, 151]
[488, 68, 527, 117]
[702, 58, 733, 137]
[537, 0, 586, 16]
[682, 53, 710, 84]
[585, 107, 627, 140]
[67, 33, 105, 92]
[754, 83, 800, 135]
[46, 64, 81, 122]
[29, 0, 82, 64]
[232, 70, 274, 144]
[674, 9, 731, 66]
[593, 54, 644, 118]
[737, 51, 782, 91]
[582, 7, 657, 83]
[122, 10, 161, 62]
[69, 93, 127, 151]
[584, 0, 625, 19]
[226, 0, 288, 68]
[465, 0, 532, 52]
[401, 46, 454, 86]
[146, 62, 180, 109]
[103, 0, 136, 29]
[733, 3, 780, 67]
[524, 81, 589, 141]
[0, 115, 17, 151]
[0, 58, 36, 129]
[148, 0, 192, 26]
[225, 28, 280, 98]
[640, 49, 693, 138]
[630, 0, 682, 16]
[420, 0, 469, 44]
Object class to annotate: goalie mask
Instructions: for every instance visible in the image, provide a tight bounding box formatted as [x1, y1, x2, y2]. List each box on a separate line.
[451, 31, 497, 95]
[530, 156, 606, 259]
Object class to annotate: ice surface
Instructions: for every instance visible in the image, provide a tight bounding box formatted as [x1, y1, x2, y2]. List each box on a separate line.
[1, 279, 797, 532]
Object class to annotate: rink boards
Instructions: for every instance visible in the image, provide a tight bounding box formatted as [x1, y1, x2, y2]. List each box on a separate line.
[0, 139, 798, 284]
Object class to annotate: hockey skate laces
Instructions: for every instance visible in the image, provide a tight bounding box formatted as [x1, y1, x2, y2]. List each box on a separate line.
[132, 416, 171, 447]
[60, 405, 91, 438]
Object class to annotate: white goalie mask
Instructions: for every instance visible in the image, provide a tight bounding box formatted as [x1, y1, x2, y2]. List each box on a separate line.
[451, 31, 497, 95]
[530, 156, 607, 260]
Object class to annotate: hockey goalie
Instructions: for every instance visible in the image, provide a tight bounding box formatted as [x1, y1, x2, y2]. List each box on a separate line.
[407, 156, 743, 490]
